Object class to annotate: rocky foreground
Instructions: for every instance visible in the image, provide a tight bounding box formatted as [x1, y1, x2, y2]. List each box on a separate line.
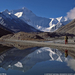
[0, 31, 75, 51]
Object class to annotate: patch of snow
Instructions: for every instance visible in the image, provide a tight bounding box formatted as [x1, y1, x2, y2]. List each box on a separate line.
[57, 57, 63, 62]
[8, 13, 11, 15]
[37, 25, 42, 29]
[8, 65, 11, 67]
[14, 62, 23, 68]
[15, 12, 23, 18]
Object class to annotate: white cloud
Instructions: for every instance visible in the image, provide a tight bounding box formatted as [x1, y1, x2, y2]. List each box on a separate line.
[66, 7, 75, 19]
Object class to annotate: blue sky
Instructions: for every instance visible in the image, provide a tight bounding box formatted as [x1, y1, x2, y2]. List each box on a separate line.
[0, 0, 75, 18]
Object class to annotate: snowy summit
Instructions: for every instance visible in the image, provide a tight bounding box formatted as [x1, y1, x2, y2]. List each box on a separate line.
[0, 7, 72, 32]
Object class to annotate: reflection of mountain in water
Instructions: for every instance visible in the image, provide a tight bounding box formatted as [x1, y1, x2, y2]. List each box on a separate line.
[0, 47, 40, 70]
[1, 42, 39, 50]
[0, 47, 75, 72]
[0, 44, 11, 54]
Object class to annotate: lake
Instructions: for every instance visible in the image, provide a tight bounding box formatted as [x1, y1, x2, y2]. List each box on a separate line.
[0, 44, 75, 75]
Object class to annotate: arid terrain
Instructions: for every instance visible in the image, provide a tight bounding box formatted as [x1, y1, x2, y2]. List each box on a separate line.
[0, 31, 75, 42]
[56, 19, 75, 34]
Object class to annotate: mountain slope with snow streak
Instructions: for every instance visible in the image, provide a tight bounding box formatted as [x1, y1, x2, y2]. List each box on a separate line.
[0, 9, 40, 32]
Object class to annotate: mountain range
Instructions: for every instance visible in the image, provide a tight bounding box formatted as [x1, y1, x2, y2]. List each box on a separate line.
[0, 7, 73, 33]
[9, 7, 72, 32]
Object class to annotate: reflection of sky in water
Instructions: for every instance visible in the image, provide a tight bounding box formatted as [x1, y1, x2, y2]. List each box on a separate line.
[0, 47, 75, 75]
[67, 59, 75, 71]
[25, 61, 75, 75]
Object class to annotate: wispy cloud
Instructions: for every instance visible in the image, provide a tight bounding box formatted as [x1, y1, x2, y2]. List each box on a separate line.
[66, 7, 75, 19]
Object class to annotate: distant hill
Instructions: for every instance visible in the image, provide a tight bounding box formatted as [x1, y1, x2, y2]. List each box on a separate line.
[56, 19, 75, 35]
[0, 24, 12, 37]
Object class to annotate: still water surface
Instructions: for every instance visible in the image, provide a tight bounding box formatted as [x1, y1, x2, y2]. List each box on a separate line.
[0, 45, 75, 75]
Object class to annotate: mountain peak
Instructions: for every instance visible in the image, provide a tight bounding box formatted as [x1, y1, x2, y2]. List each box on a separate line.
[4, 9, 9, 13]
[22, 7, 26, 9]
[56, 16, 66, 22]
[21, 7, 30, 11]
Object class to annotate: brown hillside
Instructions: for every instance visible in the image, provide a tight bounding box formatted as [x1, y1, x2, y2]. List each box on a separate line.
[56, 19, 75, 35]
[0, 32, 55, 41]
[0, 32, 46, 41]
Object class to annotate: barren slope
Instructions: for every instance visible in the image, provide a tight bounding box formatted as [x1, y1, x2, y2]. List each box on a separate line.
[56, 19, 75, 35]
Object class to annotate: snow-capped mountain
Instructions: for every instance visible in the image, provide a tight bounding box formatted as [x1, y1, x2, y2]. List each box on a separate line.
[0, 7, 72, 32]
[9, 7, 72, 32]
[0, 9, 40, 32]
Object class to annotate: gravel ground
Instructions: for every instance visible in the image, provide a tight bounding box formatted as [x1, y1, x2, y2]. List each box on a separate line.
[0, 39, 75, 51]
